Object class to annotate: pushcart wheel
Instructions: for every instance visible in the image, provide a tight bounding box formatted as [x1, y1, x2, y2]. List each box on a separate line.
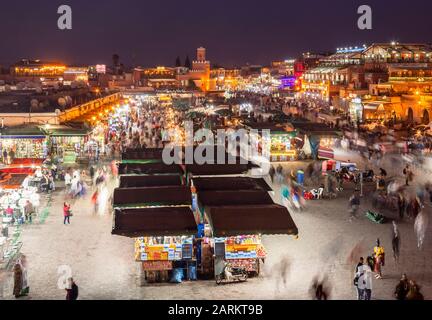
[215, 275, 223, 285]
[241, 271, 248, 282]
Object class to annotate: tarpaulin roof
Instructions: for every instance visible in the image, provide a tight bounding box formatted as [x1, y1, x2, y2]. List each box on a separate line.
[183, 164, 249, 176]
[43, 125, 90, 136]
[197, 190, 274, 207]
[0, 125, 45, 138]
[291, 122, 342, 137]
[192, 177, 272, 192]
[122, 148, 165, 160]
[112, 206, 197, 237]
[119, 174, 183, 188]
[118, 163, 183, 175]
[113, 186, 192, 207]
[206, 204, 298, 237]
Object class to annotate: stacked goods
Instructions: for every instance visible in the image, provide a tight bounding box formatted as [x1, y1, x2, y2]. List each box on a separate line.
[224, 235, 267, 260]
[200, 243, 214, 276]
[229, 259, 259, 272]
[134, 238, 183, 261]
[365, 210, 385, 224]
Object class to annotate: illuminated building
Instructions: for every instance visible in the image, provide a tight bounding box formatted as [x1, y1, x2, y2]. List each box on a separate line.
[271, 60, 295, 76]
[211, 68, 242, 91]
[133, 66, 178, 89]
[11, 59, 66, 77]
[63, 67, 89, 84]
[355, 43, 432, 124]
[177, 47, 212, 91]
[302, 47, 365, 101]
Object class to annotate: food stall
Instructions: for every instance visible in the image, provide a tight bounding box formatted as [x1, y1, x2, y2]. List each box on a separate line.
[213, 235, 267, 275]
[205, 204, 298, 279]
[112, 206, 198, 284]
[0, 125, 47, 159]
[291, 122, 342, 160]
[43, 125, 91, 163]
[245, 122, 298, 162]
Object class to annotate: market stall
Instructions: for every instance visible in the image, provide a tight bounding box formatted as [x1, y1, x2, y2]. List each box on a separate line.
[0, 125, 47, 159]
[206, 204, 298, 277]
[291, 122, 342, 160]
[245, 122, 298, 162]
[112, 206, 198, 283]
[43, 125, 91, 164]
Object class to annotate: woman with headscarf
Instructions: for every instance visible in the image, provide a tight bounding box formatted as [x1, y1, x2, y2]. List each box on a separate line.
[18, 256, 29, 296]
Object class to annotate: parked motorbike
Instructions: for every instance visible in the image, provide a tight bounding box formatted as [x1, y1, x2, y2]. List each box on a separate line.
[215, 263, 248, 285]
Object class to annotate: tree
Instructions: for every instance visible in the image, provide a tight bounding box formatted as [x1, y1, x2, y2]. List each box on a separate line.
[175, 56, 182, 67]
[184, 55, 191, 69]
[112, 54, 120, 67]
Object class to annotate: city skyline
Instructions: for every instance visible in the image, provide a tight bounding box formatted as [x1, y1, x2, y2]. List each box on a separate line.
[1, 0, 432, 67]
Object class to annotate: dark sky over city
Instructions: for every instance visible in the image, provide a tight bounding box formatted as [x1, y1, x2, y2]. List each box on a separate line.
[0, 0, 431, 67]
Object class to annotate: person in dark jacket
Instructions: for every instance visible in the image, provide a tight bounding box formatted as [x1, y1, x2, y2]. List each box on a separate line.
[65, 278, 79, 300]
[394, 274, 409, 300]
[406, 280, 424, 300]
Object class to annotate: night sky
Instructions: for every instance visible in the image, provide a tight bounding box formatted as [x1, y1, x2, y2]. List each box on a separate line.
[0, 0, 431, 67]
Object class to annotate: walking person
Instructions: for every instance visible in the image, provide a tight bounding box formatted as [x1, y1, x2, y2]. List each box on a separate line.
[373, 239, 385, 279]
[276, 164, 283, 184]
[65, 278, 79, 300]
[394, 273, 409, 300]
[269, 165, 275, 184]
[24, 200, 34, 224]
[63, 202, 71, 225]
[354, 257, 365, 300]
[91, 190, 99, 214]
[64, 171, 72, 193]
[397, 193, 405, 220]
[403, 165, 412, 186]
[391, 221, 400, 263]
[414, 210, 429, 250]
[406, 280, 424, 300]
[13, 262, 23, 298]
[355, 257, 373, 300]
[348, 191, 361, 221]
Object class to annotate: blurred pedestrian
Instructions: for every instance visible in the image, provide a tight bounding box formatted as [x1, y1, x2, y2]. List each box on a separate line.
[310, 277, 329, 300]
[394, 273, 409, 300]
[391, 221, 400, 263]
[13, 262, 23, 298]
[414, 210, 429, 250]
[397, 193, 405, 220]
[91, 190, 99, 214]
[348, 191, 360, 221]
[269, 165, 275, 183]
[65, 278, 79, 300]
[406, 280, 424, 300]
[24, 200, 34, 224]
